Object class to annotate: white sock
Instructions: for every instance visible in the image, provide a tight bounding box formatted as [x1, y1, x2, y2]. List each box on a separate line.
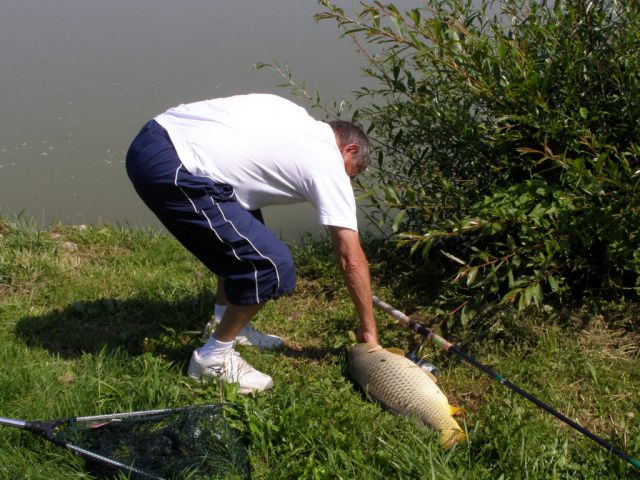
[214, 303, 227, 325]
[199, 336, 234, 357]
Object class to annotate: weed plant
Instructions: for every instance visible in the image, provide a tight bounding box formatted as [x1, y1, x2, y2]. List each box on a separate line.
[0, 218, 638, 478]
[264, 0, 640, 330]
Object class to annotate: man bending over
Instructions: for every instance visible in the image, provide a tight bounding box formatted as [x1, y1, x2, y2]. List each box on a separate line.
[126, 93, 378, 394]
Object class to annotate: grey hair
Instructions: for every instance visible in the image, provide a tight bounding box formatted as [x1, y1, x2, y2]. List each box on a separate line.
[328, 120, 371, 172]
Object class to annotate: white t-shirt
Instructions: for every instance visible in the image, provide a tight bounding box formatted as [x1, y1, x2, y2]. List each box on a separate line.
[155, 94, 358, 231]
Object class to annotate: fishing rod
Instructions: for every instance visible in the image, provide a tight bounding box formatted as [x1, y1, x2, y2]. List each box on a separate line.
[372, 296, 640, 470]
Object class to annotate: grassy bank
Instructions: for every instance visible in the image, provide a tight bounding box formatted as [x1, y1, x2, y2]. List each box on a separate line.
[0, 217, 638, 479]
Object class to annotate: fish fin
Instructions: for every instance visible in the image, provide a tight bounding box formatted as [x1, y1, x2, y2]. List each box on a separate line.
[448, 405, 465, 417]
[439, 428, 466, 449]
[384, 347, 405, 356]
[425, 371, 438, 383]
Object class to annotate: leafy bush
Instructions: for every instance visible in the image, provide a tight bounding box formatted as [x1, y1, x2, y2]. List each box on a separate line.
[313, 0, 640, 323]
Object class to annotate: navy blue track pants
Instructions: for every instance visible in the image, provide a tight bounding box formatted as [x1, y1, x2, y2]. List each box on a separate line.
[125, 120, 296, 305]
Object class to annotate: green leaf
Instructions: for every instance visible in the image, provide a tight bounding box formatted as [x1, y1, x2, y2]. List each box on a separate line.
[524, 284, 534, 306]
[460, 306, 469, 326]
[391, 15, 404, 40]
[502, 288, 521, 304]
[534, 283, 543, 307]
[466, 266, 479, 286]
[497, 42, 507, 59]
[409, 8, 420, 26]
[391, 210, 406, 233]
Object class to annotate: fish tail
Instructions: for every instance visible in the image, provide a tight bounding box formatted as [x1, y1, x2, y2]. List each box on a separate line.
[439, 427, 466, 449]
[448, 405, 465, 416]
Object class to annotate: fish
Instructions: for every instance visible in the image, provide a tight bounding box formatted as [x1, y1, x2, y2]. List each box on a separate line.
[348, 343, 465, 448]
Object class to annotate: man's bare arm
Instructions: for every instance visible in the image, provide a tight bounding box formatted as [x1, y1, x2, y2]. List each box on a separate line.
[328, 226, 378, 344]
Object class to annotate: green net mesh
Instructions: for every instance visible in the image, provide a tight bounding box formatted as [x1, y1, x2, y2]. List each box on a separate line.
[54, 404, 250, 479]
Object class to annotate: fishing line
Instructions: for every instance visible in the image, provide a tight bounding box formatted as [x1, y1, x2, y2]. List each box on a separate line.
[373, 296, 640, 470]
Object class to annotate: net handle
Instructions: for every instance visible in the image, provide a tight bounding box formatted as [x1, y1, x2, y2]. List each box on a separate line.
[65, 443, 166, 480]
[75, 405, 198, 422]
[0, 417, 29, 429]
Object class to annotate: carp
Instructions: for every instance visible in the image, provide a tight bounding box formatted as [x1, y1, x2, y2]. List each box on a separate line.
[348, 343, 465, 448]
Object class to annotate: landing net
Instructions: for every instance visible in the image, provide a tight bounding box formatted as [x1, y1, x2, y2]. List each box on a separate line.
[54, 404, 250, 479]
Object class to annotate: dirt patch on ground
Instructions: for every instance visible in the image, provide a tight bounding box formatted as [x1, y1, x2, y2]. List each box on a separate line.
[577, 314, 640, 361]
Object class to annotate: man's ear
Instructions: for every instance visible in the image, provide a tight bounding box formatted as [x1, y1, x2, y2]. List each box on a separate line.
[343, 143, 359, 155]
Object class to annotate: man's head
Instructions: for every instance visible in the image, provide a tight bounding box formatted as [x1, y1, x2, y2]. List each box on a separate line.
[328, 120, 371, 179]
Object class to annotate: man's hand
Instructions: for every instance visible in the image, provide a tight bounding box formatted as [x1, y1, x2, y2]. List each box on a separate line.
[329, 226, 378, 346]
[356, 325, 378, 344]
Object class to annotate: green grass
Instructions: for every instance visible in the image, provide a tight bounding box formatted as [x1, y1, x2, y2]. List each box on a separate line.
[0, 217, 639, 479]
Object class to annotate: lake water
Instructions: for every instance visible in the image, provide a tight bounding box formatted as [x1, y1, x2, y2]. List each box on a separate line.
[0, 0, 415, 239]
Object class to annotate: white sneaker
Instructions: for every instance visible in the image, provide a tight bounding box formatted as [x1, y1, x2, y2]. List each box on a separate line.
[201, 321, 285, 350]
[187, 348, 273, 394]
[235, 323, 285, 350]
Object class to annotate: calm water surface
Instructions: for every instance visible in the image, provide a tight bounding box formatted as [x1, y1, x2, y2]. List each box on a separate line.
[0, 0, 416, 239]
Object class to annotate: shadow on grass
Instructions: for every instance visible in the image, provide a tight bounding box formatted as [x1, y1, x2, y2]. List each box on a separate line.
[278, 344, 344, 362]
[14, 289, 216, 363]
[14, 290, 357, 366]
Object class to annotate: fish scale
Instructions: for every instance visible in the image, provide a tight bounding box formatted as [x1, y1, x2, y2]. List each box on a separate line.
[348, 343, 465, 448]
